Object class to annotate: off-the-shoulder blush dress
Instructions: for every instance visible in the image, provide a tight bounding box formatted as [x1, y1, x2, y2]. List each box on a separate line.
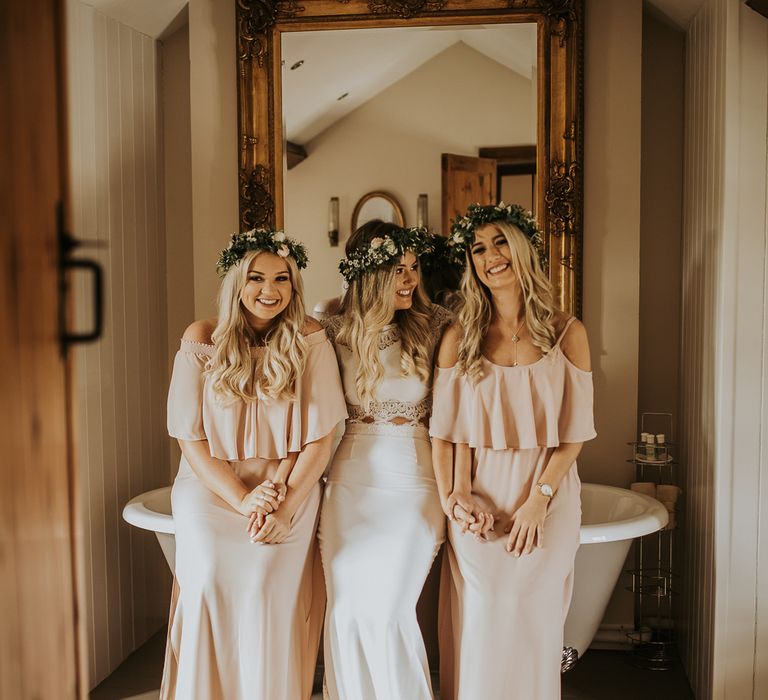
[319, 307, 452, 700]
[161, 330, 347, 700]
[429, 317, 597, 700]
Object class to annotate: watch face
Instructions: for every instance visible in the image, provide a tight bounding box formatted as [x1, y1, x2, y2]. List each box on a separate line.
[539, 483, 554, 498]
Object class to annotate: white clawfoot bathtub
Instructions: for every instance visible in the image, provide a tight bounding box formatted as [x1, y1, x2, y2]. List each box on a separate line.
[123, 482, 667, 669]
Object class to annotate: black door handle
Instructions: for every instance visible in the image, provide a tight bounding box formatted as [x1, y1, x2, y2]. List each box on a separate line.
[60, 258, 103, 344]
[58, 202, 105, 352]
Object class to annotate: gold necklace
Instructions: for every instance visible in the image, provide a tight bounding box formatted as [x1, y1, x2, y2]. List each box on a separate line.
[510, 318, 526, 366]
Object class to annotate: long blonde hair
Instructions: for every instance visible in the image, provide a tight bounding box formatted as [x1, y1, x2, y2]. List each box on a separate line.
[337, 221, 434, 409]
[456, 221, 557, 379]
[208, 250, 308, 402]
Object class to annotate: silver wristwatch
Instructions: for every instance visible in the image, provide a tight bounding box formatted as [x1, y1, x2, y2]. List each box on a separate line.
[536, 482, 554, 499]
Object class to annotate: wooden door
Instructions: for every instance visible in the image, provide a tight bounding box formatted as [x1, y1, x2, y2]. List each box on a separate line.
[0, 1, 84, 698]
[441, 153, 498, 235]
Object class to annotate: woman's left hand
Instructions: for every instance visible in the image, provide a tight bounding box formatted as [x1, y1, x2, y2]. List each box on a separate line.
[250, 509, 292, 545]
[247, 509, 267, 538]
[504, 495, 549, 556]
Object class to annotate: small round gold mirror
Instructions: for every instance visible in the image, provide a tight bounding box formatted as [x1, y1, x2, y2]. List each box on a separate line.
[350, 191, 405, 232]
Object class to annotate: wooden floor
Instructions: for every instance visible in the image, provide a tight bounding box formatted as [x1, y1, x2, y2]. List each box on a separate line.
[90, 629, 695, 700]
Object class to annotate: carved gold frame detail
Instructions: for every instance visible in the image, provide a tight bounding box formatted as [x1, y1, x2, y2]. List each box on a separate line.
[236, 0, 584, 314]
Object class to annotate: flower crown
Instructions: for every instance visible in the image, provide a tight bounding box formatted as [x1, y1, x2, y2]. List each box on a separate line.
[447, 202, 545, 268]
[338, 225, 438, 283]
[217, 228, 309, 275]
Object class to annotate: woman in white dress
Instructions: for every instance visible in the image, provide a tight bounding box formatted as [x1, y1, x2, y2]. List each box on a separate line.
[318, 220, 452, 700]
[430, 204, 596, 699]
[162, 229, 347, 700]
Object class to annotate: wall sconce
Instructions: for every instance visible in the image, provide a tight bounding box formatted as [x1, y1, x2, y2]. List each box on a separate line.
[416, 194, 428, 229]
[328, 197, 339, 247]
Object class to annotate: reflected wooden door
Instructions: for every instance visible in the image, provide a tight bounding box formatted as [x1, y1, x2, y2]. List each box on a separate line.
[0, 0, 83, 698]
[441, 154, 497, 235]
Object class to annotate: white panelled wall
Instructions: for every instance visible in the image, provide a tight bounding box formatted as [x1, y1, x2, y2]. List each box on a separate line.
[66, 1, 172, 688]
[680, 0, 768, 697]
[678, 0, 724, 694]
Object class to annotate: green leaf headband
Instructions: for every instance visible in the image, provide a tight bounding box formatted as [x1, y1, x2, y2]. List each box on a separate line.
[338, 226, 439, 283]
[447, 202, 545, 268]
[217, 228, 309, 275]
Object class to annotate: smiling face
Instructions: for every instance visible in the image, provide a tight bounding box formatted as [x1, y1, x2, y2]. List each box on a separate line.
[240, 252, 292, 330]
[469, 224, 518, 292]
[392, 251, 419, 311]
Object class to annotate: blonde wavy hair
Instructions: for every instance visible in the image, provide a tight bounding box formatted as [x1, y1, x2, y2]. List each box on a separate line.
[337, 220, 434, 409]
[208, 249, 308, 403]
[456, 221, 557, 379]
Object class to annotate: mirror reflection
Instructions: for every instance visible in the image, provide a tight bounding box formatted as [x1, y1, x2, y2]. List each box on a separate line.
[351, 191, 406, 231]
[281, 24, 538, 309]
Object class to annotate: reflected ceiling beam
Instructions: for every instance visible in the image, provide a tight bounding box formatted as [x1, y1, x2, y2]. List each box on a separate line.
[286, 141, 307, 170]
[479, 145, 536, 168]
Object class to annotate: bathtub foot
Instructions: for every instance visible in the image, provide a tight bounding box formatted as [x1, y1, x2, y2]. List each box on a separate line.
[561, 646, 579, 673]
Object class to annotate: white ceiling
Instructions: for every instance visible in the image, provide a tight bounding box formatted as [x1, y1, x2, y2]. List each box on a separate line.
[82, 1, 705, 143]
[84, 0, 707, 40]
[84, 0, 706, 41]
[282, 24, 537, 144]
[644, 0, 706, 28]
[85, 0, 186, 38]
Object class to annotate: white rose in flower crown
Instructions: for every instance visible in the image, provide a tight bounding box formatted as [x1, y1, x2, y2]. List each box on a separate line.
[273, 231, 286, 242]
[277, 245, 290, 257]
[370, 237, 384, 249]
[384, 239, 397, 254]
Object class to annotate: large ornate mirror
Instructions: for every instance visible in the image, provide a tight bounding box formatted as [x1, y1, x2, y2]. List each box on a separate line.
[236, 0, 583, 314]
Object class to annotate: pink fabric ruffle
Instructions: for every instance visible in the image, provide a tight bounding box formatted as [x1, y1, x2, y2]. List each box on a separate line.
[429, 347, 596, 450]
[167, 330, 347, 460]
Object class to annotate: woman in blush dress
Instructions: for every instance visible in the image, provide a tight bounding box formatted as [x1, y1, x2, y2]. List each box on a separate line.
[318, 220, 452, 700]
[161, 229, 347, 700]
[430, 204, 597, 700]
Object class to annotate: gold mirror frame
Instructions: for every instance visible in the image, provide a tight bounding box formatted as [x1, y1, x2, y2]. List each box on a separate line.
[236, 0, 584, 315]
[351, 191, 406, 232]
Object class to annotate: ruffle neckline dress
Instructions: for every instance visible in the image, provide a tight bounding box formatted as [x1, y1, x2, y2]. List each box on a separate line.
[161, 329, 347, 700]
[430, 317, 596, 700]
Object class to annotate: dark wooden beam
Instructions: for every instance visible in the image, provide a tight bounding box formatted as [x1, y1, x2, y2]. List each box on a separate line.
[746, 0, 768, 19]
[478, 145, 536, 166]
[286, 141, 307, 170]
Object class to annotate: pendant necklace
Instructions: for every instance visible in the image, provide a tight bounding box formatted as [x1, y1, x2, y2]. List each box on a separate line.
[510, 318, 526, 366]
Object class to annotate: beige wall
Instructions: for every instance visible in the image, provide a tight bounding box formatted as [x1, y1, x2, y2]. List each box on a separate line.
[161, 16, 194, 475]
[162, 19, 194, 373]
[189, 0, 238, 320]
[66, 1, 171, 688]
[284, 41, 535, 311]
[581, 0, 643, 626]
[639, 10, 683, 429]
[637, 0, 685, 657]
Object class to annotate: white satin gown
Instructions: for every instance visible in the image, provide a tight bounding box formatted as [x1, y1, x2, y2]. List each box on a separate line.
[318, 308, 452, 700]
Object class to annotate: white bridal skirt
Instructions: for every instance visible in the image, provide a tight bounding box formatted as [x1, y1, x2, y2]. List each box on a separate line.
[318, 423, 445, 700]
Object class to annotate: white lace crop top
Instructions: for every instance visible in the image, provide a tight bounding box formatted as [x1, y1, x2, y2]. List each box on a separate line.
[321, 306, 453, 427]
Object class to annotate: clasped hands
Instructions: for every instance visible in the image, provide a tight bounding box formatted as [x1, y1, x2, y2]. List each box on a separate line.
[445, 489, 549, 557]
[238, 480, 290, 544]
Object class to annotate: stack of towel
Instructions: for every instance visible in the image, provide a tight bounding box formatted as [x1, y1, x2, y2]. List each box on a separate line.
[630, 482, 681, 529]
